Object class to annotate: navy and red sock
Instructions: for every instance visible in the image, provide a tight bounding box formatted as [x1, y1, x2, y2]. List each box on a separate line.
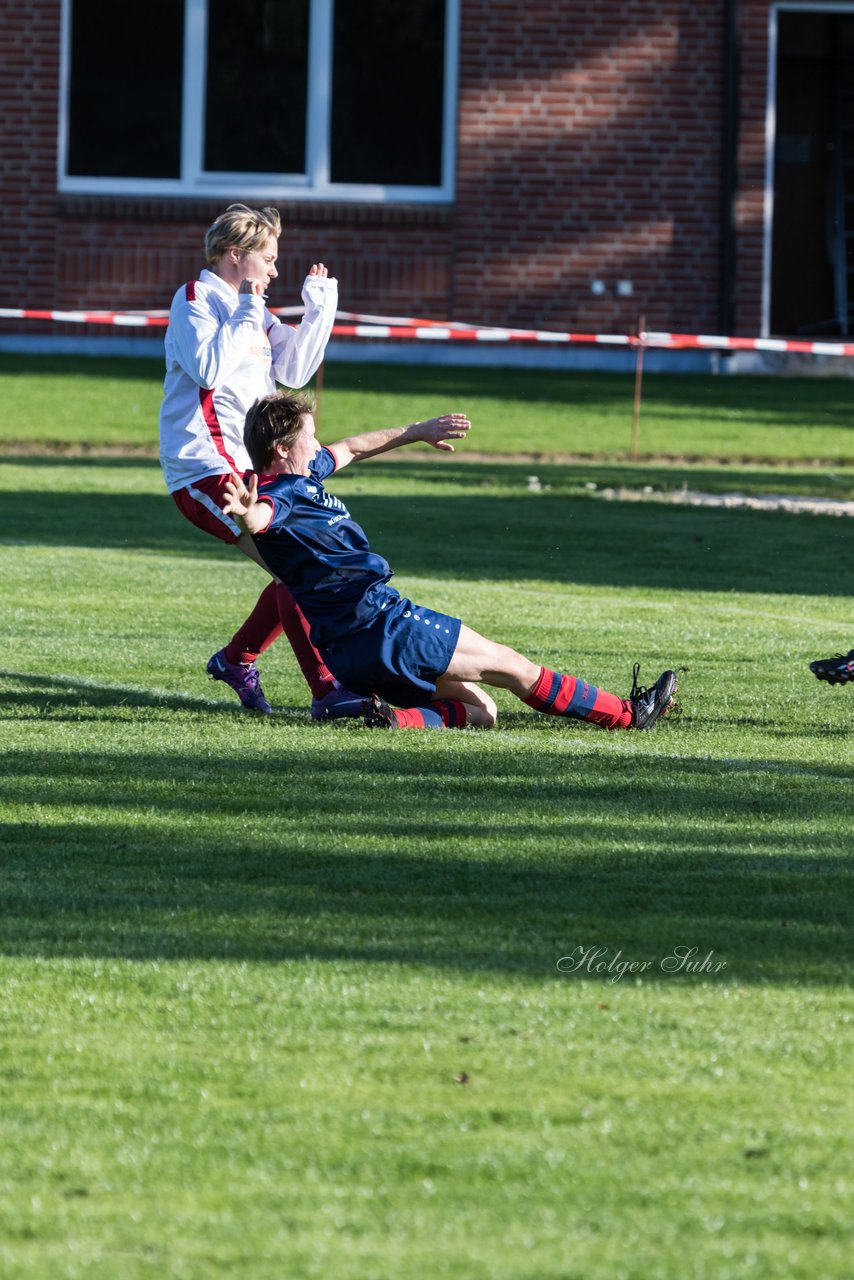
[388, 700, 469, 730]
[523, 666, 632, 730]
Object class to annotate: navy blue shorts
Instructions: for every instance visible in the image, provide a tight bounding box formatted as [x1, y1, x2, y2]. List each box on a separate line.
[319, 591, 462, 707]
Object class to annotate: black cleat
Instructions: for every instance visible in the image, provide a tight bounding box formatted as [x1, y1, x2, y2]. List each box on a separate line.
[362, 694, 398, 729]
[629, 664, 677, 730]
[809, 650, 854, 686]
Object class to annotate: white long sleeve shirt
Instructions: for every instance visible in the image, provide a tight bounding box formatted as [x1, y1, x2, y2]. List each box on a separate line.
[158, 268, 337, 492]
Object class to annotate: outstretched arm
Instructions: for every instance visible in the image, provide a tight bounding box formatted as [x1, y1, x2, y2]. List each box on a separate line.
[329, 414, 471, 470]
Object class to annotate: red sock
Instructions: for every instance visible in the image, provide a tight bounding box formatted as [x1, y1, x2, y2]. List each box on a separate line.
[274, 583, 337, 699]
[225, 581, 283, 664]
[392, 700, 468, 730]
[523, 666, 632, 730]
[434, 699, 468, 728]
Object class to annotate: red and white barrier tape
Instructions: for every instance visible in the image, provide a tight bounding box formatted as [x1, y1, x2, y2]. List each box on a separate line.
[0, 308, 169, 327]
[281, 307, 473, 328]
[2, 307, 854, 356]
[0, 306, 471, 330]
[331, 323, 634, 345]
[643, 330, 854, 356]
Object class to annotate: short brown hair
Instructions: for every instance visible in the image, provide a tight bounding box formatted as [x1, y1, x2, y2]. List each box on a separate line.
[244, 391, 315, 472]
[204, 203, 282, 265]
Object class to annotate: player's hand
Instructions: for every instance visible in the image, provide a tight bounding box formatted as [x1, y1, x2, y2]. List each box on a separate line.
[416, 413, 472, 452]
[307, 262, 329, 278]
[222, 471, 257, 518]
[238, 279, 266, 296]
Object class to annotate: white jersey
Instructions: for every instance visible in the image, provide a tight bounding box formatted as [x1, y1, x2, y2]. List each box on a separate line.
[158, 268, 337, 493]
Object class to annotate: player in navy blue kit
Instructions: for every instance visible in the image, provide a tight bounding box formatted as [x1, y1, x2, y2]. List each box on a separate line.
[222, 392, 677, 732]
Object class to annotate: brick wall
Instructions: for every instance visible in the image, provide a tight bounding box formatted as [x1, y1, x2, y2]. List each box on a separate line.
[454, 1, 726, 333]
[52, 197, 456, 318]
[0, 0, 771, 342]
[0, 0, 62, 305]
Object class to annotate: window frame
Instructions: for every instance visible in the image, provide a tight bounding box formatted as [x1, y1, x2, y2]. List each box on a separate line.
[57, 0, 459, 203]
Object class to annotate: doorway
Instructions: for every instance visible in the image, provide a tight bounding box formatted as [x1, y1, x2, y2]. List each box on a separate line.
[770, 6, 854, 336]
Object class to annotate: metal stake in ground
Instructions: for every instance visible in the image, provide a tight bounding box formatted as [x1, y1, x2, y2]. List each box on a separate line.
[630, 315, 646, 461]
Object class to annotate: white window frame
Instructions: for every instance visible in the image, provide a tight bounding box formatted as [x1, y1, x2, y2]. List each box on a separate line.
[764, 1, 854, 333]
[58, 0, 459, 203]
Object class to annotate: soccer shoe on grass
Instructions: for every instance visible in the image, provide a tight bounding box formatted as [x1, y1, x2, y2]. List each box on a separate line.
[311, 682, 365, 720]
[206, 648, 273, 715]
[362, 694, 397, 729]
[809, 649, 854, 686]
[629, 664, 677, 730]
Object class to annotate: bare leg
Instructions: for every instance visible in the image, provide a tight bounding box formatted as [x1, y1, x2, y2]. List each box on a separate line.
[433, 676, 498, 728]
[236, 530, 274, 573]
[443, 624, 541, 695]
[443, 623, 633, 730]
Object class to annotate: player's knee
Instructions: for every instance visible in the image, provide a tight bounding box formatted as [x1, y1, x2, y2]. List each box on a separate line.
[467, 695, 497, 729]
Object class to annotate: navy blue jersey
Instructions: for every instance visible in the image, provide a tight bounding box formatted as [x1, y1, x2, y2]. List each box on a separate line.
[253, 448, 395, 645]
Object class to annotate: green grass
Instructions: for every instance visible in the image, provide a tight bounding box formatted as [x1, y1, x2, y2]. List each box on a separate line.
[2, 353, 854, 462]
[1, 359, 853, 1277]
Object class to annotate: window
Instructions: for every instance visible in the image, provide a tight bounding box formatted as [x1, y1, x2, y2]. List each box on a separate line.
[330, 0, 446, 186]
[204, 0, 309, 176]
[59, 0, 458, 201]
[768, 6, 854, 336]
[66, 0, 184, 178]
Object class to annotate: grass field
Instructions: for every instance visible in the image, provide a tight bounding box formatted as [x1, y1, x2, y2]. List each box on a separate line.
[3, 352, 854, 465]
[1, 357, 852, 1278]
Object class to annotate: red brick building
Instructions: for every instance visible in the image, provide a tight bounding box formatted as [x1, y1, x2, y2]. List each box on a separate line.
[1, 1, 851, 346]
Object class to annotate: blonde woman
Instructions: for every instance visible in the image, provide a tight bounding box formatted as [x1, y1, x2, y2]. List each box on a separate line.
[158, 203, 360, 718]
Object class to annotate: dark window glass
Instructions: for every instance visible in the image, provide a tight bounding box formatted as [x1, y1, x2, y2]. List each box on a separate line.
[771, 11, 854, 335]
[205, 0, 309, 173]
[67, 0, 183, 177]
[331, 0, 445, 185]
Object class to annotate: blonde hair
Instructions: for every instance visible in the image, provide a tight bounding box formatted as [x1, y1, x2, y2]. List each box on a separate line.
[204, 203, 282, 265]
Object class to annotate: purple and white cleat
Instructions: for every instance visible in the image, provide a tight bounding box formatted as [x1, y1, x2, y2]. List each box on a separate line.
[207, 648, 273, 714]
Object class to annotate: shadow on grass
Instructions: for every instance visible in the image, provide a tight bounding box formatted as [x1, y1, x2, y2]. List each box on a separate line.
[2, 725, 851, 983]
[0, 673, 267, 719]
[1, 466, 849, 597]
